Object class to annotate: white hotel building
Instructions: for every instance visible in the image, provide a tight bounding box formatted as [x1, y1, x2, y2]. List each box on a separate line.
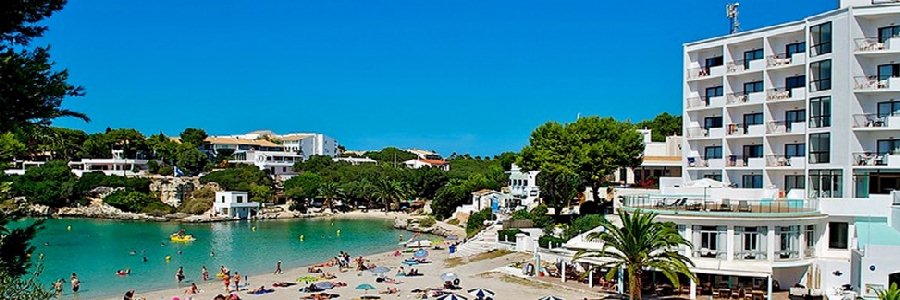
[605, 1, 900, 299]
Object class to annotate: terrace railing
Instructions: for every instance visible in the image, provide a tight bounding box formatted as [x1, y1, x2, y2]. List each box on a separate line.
[855, 37, 885, 52]
[622, 194, 819, 215]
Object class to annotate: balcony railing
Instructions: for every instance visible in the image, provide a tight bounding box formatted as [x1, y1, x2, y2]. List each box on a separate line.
[622, 195, 820, 216]
[686, 96, 711, 109]
[735, 250, 768, 261]
[767, 120, 804, 134]
[873, 0, 900, 4]
[727, 60, 747, 73]
[766, 155, 802, 167]
[855, 38, 885, 52]
[853, 152, 891, 166]
[767, 53, 794, 67]
[727, 91, 764, 105]
[853, 113, 892, 128]
[694, 249, 726, 259]
[686, 127, 709, 138]
[687, 156, 710, 167]
[855, 76, 887, 90]
[687, 65, 722, 80]
[767, 86, 802, 101]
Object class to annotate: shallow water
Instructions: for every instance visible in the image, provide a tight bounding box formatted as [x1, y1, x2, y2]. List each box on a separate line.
[26, 217, 413, 299]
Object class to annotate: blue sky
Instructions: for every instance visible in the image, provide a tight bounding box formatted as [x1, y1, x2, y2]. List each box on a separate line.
[43, 0, 831, 156]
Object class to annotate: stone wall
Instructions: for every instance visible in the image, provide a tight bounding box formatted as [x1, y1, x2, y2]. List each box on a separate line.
[148, 176, 219, 207]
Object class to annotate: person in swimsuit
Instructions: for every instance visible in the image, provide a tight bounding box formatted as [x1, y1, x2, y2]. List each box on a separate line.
[186, 283, 200, 294]
[274, 260, 282, 274]
[202, 265, 209, 281]
[70, 273, 80, 293]
[233, 272, 240, 290]
[53, 279, 63, 296]
[176, 266, 185, 283]
[223, 273, 231, 292]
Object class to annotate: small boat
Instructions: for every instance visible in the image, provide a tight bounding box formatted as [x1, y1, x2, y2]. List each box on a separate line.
[170, 233, 195, 242]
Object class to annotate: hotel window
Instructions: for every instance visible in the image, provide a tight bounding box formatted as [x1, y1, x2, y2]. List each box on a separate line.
[785, 175, 805, 190]
[735, 226, 767, 260]
[878, 25, 900, 43]
[743, 49, 763, 69]
[778, 226, 800, 259]
[785, 109, 806, 131]
[785, 143, 805, 158]
[878, 101, 900, 118]
[809, 133, 830, 164]
[705, 85, 723, 100]
[703, 174, 723, 181]
[810, 22, 832, 56]
[809, 169, 842, 198]
[237, 196, 244, 203]
[705, 56, 724, 68]
[744, 112, 763, 126]
[694, 225, 725, 258]
[742, 175, 763, 189]
[828, 222, 848, 249]
[743, 81, 764, 94]
[804, 225, 816, 257]
[810, 60, 832, 91]
[785, 75, 806, 91]
[810, 96, 831, 128]
[877, 63, 900, 81]
[705, 146, 723, 159]
[877, 139, 900, 156]
[785, 42, 806, 56]
[743, 144, 763, 159]
[704, 116, 723, 129]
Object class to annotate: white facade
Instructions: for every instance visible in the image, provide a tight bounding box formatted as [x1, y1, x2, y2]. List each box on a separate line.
[403, 159, 450, 171]
[212, 191, 259, 219]
[333, 156, 377, 165]
[507, 164, 541, 209]
[280, 133, 339, 157]
[673, 1, 900, 298]
[205, 130, 338, 176]
[455, 189, 509, 215]
[230, 150, 303, 176]
[68, 150, 150, 177]
[613, 129, 684, 186]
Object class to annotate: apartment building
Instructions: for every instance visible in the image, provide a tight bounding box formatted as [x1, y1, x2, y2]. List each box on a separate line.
[634, 0, 900, 298]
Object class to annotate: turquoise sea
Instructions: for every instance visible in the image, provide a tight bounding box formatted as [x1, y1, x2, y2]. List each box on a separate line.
[25, 218, 413, 299]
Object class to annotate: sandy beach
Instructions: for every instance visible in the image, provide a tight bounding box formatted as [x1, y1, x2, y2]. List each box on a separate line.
[120, 246, 601, 300]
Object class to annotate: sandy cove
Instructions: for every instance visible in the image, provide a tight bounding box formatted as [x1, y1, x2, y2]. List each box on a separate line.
[120, 247, 602, 300]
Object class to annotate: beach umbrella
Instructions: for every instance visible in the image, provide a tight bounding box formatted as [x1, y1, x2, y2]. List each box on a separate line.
[436, 293, 468, 300]
[402, 260, 419, 266]
[440, 272, 458, 282]
[314, 282, 335, 290]
[369, 266, 391, 274]
[296, 275, 319, 283]
[356, 283, 376, 294]
[467, 288, 495, 299]
[406, 240, 432, 248]
[538, 296, 565, 300]
[414, 249, 429, 258]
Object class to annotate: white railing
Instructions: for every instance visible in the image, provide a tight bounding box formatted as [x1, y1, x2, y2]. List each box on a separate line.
[855, 38, 885, 52]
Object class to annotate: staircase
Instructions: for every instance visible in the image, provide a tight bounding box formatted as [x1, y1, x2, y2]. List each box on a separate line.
[451, 224, 512, 258]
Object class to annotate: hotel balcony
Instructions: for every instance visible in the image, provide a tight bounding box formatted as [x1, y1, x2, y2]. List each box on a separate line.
[726, 91, 765, 106]
[622, 195, 820, 217]
[687, 156, 726, 168]
[853, 151, 900, 167]
[852, 113, 900, 129]
[855, 37, 900, 54]
[766, 120, 806, 135]
[686, 95, 725, 110]
[686, 126, 725, 139]
[766, 155, 806, 168]
[726, 123, 765, 137]
[766, 53, 805, 68]
[854, 75, 900, 92]
[726, 155, 765, 168]
[766, 86, 806, 102]
[687, 64, 726, 80]
[726, 59, 765, 74]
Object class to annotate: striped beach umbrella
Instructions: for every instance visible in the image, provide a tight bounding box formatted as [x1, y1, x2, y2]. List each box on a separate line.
[467, 288, 495, 299]
[437, 293, 469, 300]
[538, 296, 565, 300]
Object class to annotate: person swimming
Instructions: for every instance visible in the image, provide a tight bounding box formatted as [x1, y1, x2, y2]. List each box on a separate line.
[116, 268, 131, 276]
[142, 256, 148, 262]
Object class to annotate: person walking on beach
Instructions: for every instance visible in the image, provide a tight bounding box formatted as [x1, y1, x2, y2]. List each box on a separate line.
[274, 260, 282, 274]
[233, 272, 241, 290]
[202, 265, 209, 281]
[53, 278, 63, 296]
[70, 273, 80, 293]
[222, 272, 231, 292]
[176, 266, 185, 283]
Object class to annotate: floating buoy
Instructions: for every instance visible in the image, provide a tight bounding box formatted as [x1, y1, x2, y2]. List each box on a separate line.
[66, 225, 72, 231]
[299, 235, 304, 241]
[165, 256, 171, 262]
[251, 226, 256, 231]
[336, 229, 341, 236]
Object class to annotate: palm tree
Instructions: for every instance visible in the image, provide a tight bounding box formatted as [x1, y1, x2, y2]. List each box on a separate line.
[344, 179, 376, 210]
[573, 209, 695, 300]
[318, 182, 342, 213]
[373, 178, 408, 212]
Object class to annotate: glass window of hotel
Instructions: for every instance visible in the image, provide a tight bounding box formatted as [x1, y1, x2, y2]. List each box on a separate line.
[785, 143, 805, 158]
[809, 96, 831, 128]
[809, 60, 831, 91]
[742, 175, 763, 189]
[778, 226, 800, 259]
[810, 22, 832, 56]
[704, 116, 723, 129]
[743, 81, 764, 94]
[809, 170, 842, 198]
[743, 49, 764, 69]
[693, 225, 725, 258]
[809, 133, 830, 164]
[877, 139, 900, 156]
[878, 101, 900, 118]
[785, 175, 805, 191]
[785, 75, 806, 91]
[742, 144, 763, 159]
[705, 86, 723, 104]
[828, 222, 848, 249]
[705, 56, 724, 68]
[735, 226, 767, 260]
[804, 225, 816, 249]
[237, 196, 243, 203]
[703, 174, 723, 181]
[785, 109, 806, 131]
[705, 146, 723, 159]
[785, 42, 806, 56]
[878, 25, 900, 43]
[877, 63, 900, 81]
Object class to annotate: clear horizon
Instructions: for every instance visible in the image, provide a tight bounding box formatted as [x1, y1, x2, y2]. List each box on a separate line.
[43, 0, 830, 156]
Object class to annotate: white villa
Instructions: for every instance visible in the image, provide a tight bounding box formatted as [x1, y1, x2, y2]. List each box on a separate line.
[68, 150, 150, 177]
[403, 149, 450, 171]
[612, 129, 683, 186]
[455, 189, 510, 216]
[507, 164, 541, 209]
[333, 156, 377, 165]
[213, 191, 259, 219]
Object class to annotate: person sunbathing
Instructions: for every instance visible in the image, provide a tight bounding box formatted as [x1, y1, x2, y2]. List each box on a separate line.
[319, 272, 336, 279]
[380, 287, 400, 294]
[308, 267, 322, 273]
[272, 282, 296, 288]
[185, 282, 200, 294]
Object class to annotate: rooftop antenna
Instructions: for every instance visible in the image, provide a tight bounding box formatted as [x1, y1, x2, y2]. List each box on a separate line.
[726, 2, 740, 34]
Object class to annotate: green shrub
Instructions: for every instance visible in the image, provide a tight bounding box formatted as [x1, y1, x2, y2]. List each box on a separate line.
[104, 190, 156, 213]
[418, 216, 436, 227]
[466, 208, 493, 236]
[76, 172, 151, 193]
[11, 160, 78, 207]
[141, 201, 175, 216]
[538, 235, 566, 248]
[498, 229, 525, 242]
[178, 197, 212, 214]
